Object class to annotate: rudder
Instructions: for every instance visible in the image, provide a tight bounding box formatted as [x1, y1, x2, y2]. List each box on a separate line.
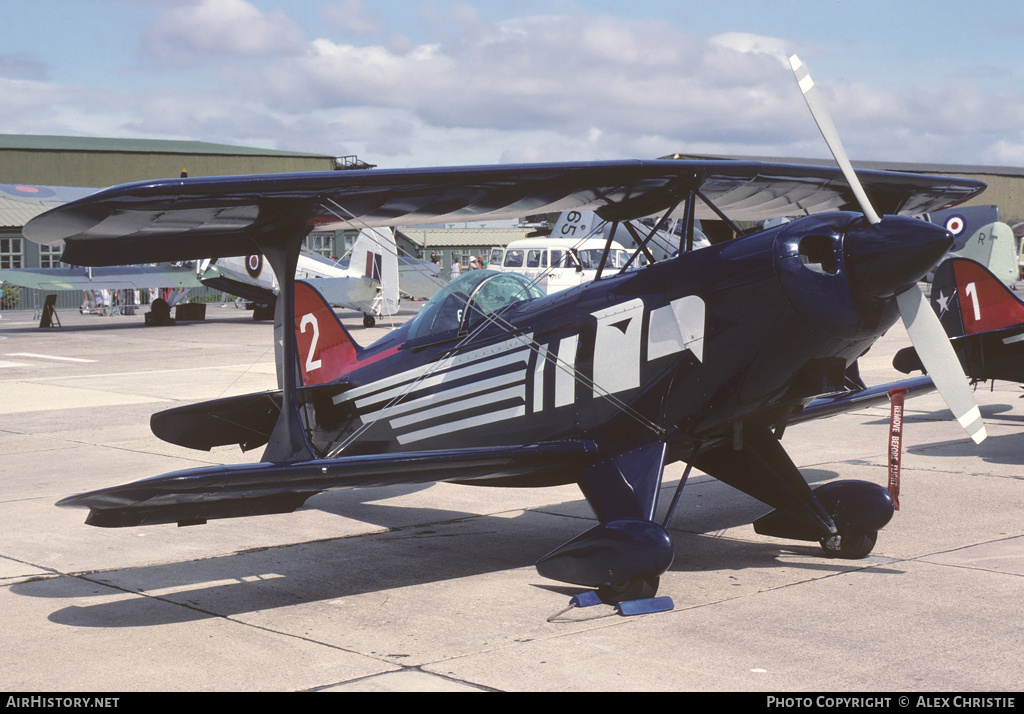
[932, 257, 1024, 338]
[351, 227, 399, 316]
[293, 280, 363, 386]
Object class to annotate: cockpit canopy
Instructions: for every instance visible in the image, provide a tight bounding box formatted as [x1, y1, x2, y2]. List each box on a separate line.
[407, 270, 545, 342]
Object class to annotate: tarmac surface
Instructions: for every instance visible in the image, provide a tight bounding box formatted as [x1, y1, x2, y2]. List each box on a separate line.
[0, 298, 1021, 692]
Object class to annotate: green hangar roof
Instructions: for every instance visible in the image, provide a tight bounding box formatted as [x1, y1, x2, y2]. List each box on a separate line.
[0, 134, 339, 188]
[0, 134, 330, 158]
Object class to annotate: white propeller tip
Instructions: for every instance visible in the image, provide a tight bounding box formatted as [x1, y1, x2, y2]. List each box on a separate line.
[960, 407, 987, 444]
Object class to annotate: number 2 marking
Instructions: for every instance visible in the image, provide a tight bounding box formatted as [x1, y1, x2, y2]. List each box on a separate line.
[300, 313, 322, 371]
[964, 282, 981, 321]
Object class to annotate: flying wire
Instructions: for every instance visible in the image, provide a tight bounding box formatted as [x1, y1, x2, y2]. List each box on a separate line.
[313, 197, 670, 451]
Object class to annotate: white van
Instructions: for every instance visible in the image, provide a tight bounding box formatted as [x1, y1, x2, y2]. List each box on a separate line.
[490, 237, 633, 295]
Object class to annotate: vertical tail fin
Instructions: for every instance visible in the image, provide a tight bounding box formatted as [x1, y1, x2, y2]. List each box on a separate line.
[350, 228, 399, 316]
[954, 221, 1019, 288]
[551, 210, 600, 239]
[932, 257, 1024, 338]
[293, 280, 363, 386]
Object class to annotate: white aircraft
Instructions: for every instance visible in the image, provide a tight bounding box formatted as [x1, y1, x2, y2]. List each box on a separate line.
[199, 227, 406, 327]
[2, 181, 440, 326]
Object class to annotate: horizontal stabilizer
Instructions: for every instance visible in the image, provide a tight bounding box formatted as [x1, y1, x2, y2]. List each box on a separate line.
[151, 383, 356, 452]
[151, 391, 283, 452]
[57, 440, 598, 528]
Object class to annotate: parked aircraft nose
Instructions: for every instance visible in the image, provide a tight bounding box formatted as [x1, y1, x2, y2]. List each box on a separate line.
[844, 215, 952, 299]
[774, 211, 951, 341]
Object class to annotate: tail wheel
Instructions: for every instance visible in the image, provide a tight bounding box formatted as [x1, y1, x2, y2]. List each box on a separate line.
[820, 531, 877, 559]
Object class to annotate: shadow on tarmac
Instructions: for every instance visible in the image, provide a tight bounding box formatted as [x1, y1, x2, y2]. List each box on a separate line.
[11, 468, 890, 629]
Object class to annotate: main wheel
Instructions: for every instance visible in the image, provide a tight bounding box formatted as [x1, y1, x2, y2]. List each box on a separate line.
[362, 314, 376, 328]
[597, 577, 659, 604]
[820, 531, 877, 559]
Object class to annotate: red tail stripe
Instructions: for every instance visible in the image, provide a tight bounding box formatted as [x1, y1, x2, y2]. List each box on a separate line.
[293, 282, 400, 386]
[952, 260, 1024, 335]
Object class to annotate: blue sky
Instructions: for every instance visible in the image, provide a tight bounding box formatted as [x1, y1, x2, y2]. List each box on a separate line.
[1, 0, 1022, 169]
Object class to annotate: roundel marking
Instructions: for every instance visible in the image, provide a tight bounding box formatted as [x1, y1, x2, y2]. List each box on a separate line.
[1, 184, 56, 198]
[944, 215, 965, 236]
[246, 254, 264, 279]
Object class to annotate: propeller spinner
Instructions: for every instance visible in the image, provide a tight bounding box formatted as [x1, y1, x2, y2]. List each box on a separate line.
[789, 55, 986, 444]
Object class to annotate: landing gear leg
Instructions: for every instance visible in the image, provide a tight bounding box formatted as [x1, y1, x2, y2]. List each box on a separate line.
[535, 442, 674, 601]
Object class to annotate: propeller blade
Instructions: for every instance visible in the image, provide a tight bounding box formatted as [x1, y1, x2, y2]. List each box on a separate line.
[897, 287, 986, 444]
[791, 54, 984, 443]
[789, 54, 881, 225]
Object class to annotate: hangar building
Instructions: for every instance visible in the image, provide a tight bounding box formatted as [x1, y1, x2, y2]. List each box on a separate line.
[0, 135, 392, 309]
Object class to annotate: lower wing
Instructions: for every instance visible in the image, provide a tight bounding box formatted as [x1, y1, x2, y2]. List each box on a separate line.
[57, 440, 598, 528]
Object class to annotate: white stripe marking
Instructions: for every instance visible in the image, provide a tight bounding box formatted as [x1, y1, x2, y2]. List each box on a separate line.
[397, 405, 527, 445]
[351, 348, 530, 411]
[360, 372, 525, 421]
[533, 344, 547, 412]
[958, 406, 986, 444]
[389, 385, 525, 430]
[336, 336, 533, 405]
[554, 336, 577, 408]
[6, 353, 97, 363]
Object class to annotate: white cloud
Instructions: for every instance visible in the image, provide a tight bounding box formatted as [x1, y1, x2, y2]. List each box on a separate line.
[321, 0, 386, 38]
[983, 139, 1024, 166]
[143, 0, 305, 63]
[5, 6, 1023, 170]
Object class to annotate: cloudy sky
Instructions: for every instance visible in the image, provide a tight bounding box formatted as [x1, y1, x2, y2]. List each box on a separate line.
[1, 0, 1022, 169]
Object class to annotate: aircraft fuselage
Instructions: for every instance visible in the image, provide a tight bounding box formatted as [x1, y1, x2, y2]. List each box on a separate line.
[300, 211, 939, 481]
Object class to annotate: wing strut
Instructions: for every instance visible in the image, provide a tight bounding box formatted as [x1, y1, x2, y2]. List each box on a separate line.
[259, 208, 319, 463]
[618, 192, 688, 273]
[682, 189, 697, 253]
[594, 221, 619, 280]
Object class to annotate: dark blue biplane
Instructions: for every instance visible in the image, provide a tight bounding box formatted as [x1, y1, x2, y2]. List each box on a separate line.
[25, 57, 988, 601]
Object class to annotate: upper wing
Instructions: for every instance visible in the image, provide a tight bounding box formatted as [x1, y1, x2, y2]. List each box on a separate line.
[23, 160, 986, 267]
[1, 183, 96, 207]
